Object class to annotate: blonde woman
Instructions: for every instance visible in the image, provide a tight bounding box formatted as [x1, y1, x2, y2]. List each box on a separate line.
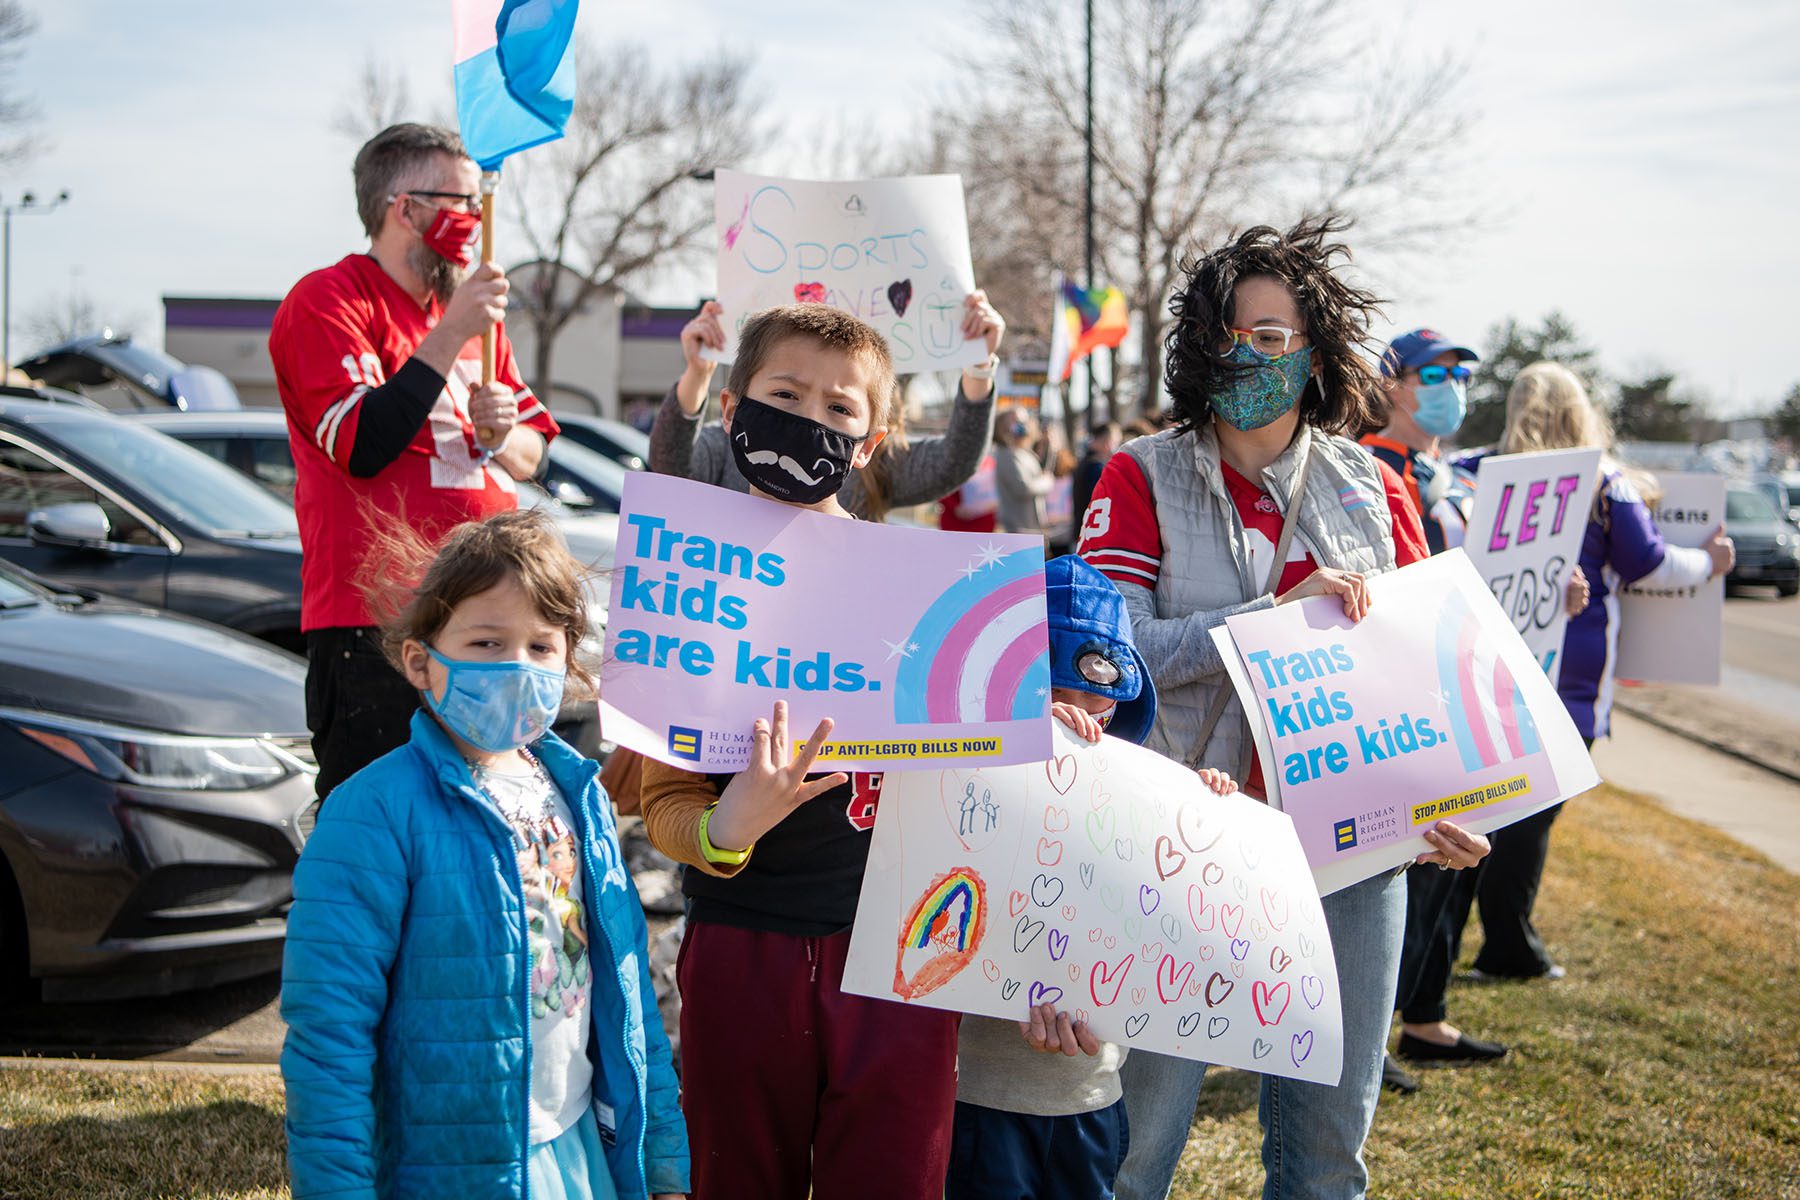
[1457, 361, 1733, 980]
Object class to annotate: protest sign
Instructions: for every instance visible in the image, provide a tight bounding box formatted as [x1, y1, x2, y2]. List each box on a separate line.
[1460, 449, 1601, 684]
[1212, 550, 1597, 895]
[1616, 472, 1726, 684]
[598, 473, 1053, 772]
[842, 725, 1346, 1084]
[706, 168, 989, 375]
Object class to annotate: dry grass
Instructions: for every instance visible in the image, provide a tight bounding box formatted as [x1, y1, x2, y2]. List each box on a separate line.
[1, 785, 1796, 1199]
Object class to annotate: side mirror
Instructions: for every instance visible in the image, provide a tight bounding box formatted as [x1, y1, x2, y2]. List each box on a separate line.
[26, 502, 112, 549]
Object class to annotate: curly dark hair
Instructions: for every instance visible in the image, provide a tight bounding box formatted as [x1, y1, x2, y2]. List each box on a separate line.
[1164, 215, 1386, 437]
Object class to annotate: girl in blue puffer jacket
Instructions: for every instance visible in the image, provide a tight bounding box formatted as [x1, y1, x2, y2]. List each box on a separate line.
[281, 509, 689, 1200]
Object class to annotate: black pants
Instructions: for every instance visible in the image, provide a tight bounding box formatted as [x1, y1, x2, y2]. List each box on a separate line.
[1469, 802, 1564, 978]
[947, 1097, 1130, 1200]
[1395, 860, 1481, 1024]
[304, 626, 419, 802]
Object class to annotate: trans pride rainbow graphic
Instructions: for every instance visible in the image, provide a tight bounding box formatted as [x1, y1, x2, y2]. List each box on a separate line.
[1435, 586, 1543, 773]
[894, 548, 1050, 725]
[893, 867, 988, 1000]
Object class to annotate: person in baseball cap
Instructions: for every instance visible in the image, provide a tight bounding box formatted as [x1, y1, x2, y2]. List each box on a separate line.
[1362, 327, 1481, 556]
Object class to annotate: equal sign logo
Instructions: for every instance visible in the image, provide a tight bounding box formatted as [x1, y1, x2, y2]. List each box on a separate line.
[1332, 818, 1358, 851]
[667, 726, 703, 762]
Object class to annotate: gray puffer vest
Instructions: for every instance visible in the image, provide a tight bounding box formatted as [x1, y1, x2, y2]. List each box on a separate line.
[1111, 423, 1398, 779]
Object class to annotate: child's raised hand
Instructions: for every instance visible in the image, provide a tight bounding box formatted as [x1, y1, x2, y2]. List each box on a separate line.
[1196, 767, 1238, 797]
[961, 289, 1006, 358]
[1051, 701, 1104, 744]
[708, 701, 847, 851]
[1018, 1002, 1102, 1057]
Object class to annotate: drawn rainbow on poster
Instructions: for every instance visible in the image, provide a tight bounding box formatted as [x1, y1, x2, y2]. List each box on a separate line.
[893, 867, 987, 1000]
[893, 548, 1049, 725]
[1435, 587, 1542, 773]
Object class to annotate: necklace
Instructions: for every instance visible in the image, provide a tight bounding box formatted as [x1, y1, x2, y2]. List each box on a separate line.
[469, 748, 555, 826]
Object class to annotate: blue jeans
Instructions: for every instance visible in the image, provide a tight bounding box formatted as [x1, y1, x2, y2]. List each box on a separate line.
[1113, 868, 1407, 1200]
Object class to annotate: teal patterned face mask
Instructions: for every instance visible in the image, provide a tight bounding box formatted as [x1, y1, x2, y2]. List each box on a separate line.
[1212, 343, 1313, 431]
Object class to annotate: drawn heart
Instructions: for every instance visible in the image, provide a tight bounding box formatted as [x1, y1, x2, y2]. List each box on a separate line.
[1230, 938, 1250, 961]
[1125, 1012, 1150, 1038]
[1088, 928, 1103, 943]
[1250, 919, 1268, 941]
[1001, 978, 1021, 1002]
[1157, 954, 1196, 1005]
[1048, 929, 1070, 962]
[1037, 838, 1064, 867]
[1031, 874, 1064, 908]
[1009, 891, 1027, 918]
[1232, 961, 1245, 978]
[1198, 945, 1215, 961]
[1046, 755, 1078, 795]
[1100, 885, 1124, 914]
[1301, 974, 1324, 1010]
[1155, 799, 1167, 818]
[1090, 781, 1113, 810]
[1104, 935, 1117, 950]
[1241, 839, 1263, 870]
[1261, 886, 1289, 931]
[793, 281, 826, 304]
[1086, 809, 1117, 853]
[1122, 916, 1143, 943]
[1113, 837, 1135, 863]
[1138, 885, 1161, 916]
[1188, 975, 1204, 996]
[1028, 981, 1064, 1007]
[1076, 1007, 1090, 1026]
[886, 278, 913, 317]
[1269, 946, 1293, 974]
[1178, 1011, 1203, 1038]
[1208, 1016, 1230, 1038]
[1252, 980, 1291, 1026]
[1291, 1030, 1314, 1066]
[1062, 904, 1077, 921]
[1079, 862, 1096, 890]
[1153, 835, 1187, 882]
[1253, 1037, 1273, 1060]
[1070, 964, 1082, 980]
[1089, 953, 1135, 1006]
[1232, 876, 1249, 900]
[1130, 987, 1147, 1006]
[1043, 805, 1071, 832]
[1140, 941, 1164, 965]
[1014, 915, 1046, 954]
[1176, 801, 1223, 854]
[1187, 885, 1215, 934]
[1161, 913, 1183, 945]
[1298, 932, 1316, 959]
[1202, 861, 1224, 886]
[1219, 904, 1245, 939]
[981, 959, 1000, 982]
[1203, 972, 1234, 1007]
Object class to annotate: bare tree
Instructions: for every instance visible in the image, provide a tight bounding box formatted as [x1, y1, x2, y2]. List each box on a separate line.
[505, 40, 766, 398]
[0, 0, 38, 168]
[19, 287, 135, 354]
[330, 55, 414, 142]
[924, 0, 1477, 418]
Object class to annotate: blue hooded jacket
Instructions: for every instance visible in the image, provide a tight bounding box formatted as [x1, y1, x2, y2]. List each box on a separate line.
[1045, 554, 1157, 743]
[281, 710, 689, 1199]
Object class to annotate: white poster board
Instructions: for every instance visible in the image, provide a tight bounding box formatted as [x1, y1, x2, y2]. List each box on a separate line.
[1615, 472, 1726, 684]
[1460, 449, 1602, 684]
[843, 726, 1346, 1085]
[707, 169, 988, 374]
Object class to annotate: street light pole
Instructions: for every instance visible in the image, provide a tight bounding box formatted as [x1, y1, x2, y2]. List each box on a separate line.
[2, 189, 72, 375]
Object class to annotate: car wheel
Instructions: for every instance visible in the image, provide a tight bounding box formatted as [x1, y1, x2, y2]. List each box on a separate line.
[1779, 580, 1798, 599]
[0, 853, 31, 1002]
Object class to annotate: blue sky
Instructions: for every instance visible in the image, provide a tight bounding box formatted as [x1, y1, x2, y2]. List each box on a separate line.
[7, 0, 1798, 412]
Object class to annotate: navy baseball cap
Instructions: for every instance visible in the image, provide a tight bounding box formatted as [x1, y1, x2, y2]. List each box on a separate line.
[1381, 328, 1479, 378]
[1044, 555, 1157, 745]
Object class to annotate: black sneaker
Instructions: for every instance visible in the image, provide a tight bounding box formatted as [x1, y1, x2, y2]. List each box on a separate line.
[1466, 963, 1566, 983]
[1382, 1052, 1421, 1093]
[1397, 1031, 1509, 1063]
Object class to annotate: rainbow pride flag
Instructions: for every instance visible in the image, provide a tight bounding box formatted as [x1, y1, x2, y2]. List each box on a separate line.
[452, 0, 579, 171]
[1047, 275, 1129, 383]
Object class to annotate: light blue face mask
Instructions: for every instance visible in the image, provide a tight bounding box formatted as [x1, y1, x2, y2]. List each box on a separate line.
[1411, 378, 1468, 438]
[1213, 343, 1313, 432]
[423, 646, 565, 753]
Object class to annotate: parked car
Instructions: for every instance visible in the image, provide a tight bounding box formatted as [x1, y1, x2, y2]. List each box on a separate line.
[551, 412, 651, 471]
[16, 331, 241, 412]
[0, 559, 314, 1000]
[1724, 483, 1800, 597]
[0, 392, 305, 651]
[1748, 472, 1800, 529]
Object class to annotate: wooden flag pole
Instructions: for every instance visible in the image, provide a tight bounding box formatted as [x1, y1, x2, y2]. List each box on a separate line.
[478, 169, 501, 447]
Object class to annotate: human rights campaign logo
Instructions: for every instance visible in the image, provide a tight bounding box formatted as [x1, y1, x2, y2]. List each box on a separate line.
[667, 726, 703, 762]
[1332, 818, 1358, 851]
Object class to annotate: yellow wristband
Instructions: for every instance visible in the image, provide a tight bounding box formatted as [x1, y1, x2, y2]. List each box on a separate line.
[698, 803, 751, 866]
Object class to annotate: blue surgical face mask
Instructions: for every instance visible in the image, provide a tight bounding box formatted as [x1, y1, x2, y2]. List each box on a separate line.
[1213, 343, 1313, 432]
[422, 646, 565, 753]
[1411, 378, 1468, 438]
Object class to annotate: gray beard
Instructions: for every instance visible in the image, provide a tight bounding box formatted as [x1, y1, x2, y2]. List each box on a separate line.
[407, 239, 468, 305]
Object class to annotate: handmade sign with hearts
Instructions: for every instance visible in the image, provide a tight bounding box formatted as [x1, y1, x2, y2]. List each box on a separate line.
[843, 724, 1345, 1083]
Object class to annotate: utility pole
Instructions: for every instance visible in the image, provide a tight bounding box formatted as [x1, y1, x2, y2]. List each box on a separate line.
[1079, 0, 1100, 434]
[2, 190, 72, 374]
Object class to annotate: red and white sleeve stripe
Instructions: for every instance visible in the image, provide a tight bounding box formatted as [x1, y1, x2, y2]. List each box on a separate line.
[1078, 453, 1163, 590]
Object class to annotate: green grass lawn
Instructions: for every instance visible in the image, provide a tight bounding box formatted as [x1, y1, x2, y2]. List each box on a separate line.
[3, 783, 1796, 1199]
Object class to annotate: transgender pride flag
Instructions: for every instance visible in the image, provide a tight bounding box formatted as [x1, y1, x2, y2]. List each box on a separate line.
[452, 0, 579, 171]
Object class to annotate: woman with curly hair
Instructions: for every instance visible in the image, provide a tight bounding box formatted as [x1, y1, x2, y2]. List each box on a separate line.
[1079, 217, 1491, 1200]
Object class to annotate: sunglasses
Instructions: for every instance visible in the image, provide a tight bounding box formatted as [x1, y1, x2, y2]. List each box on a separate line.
[1415, 364, 1473, 386]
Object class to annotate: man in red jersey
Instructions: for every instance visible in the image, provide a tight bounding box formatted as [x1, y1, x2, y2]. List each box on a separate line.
[271, 124, 559, 800]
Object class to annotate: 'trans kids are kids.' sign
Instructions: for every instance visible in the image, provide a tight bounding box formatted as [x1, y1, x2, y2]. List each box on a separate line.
[1459, 448, 1602, 685]
[598, 473, 1054, 773]
[841, 726, 1347, 1084]
[1212, 551, 1597, 895]
[706, 169, 991, 375]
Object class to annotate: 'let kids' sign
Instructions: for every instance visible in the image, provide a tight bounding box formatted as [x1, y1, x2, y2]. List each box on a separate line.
[705, 169, 991, 375]
[598, 473, 1054, 772]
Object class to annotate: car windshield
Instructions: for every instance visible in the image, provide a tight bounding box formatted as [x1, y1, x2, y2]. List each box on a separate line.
[549, 437, 630, 498]
[1726, 489, 1778, 523]
[49, 417, 298, 536]
[0, 564, 40, 607]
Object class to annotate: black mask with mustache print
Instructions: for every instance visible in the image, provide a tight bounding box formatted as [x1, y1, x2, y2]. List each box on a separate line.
[728, 396, 867, 504]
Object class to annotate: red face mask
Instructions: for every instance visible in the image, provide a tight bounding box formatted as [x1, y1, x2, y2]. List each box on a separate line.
[418, 204, 482, 267]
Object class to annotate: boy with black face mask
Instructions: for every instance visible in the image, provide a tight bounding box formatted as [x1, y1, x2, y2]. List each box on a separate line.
[638, 304, 960, 1199]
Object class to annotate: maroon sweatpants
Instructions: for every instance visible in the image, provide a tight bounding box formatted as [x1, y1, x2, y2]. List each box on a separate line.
[677, 920, 961, 1200]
